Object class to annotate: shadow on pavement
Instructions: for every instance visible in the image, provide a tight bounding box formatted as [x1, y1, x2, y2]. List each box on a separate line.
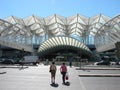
[0, 72, 7, 74]
[63, 82, 70, 86]
[50, 83, 59, 87]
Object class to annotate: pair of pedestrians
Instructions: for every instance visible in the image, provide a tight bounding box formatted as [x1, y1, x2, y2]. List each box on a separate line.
[49, 62, 68, 85]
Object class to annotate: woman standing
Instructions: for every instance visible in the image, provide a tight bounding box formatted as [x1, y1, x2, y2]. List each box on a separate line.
[60, 62, 67, 84]
[49, 62, 57, 84]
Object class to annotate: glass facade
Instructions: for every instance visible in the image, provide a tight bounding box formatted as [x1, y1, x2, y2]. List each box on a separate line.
[0, 14, 120, 53]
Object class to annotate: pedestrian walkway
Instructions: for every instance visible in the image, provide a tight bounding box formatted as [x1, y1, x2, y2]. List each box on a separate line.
[1, 64, 120, 90]
[0, 64, 84, 90]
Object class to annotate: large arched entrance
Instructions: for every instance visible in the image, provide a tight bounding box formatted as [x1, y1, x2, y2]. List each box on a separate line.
[38, 36, 92, 61]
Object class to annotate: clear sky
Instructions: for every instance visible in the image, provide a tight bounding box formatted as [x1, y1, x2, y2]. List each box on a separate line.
[0, 0, 120, 18]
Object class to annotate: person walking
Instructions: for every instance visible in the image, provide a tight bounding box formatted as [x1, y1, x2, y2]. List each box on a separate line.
[60, 62, 67, 84]
[49, 62, 57, 85]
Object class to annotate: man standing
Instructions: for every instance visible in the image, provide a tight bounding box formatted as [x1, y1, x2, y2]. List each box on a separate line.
[49, 62, 57, 85]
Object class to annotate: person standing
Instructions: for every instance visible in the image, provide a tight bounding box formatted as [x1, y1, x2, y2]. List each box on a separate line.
[60, 62, 67, 84]
[49, 62, 57, 85]
[69, 60, 72, 68]
[69, 57, 73, 67]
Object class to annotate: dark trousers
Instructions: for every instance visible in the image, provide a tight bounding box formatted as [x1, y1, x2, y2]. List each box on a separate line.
[61, 72, 66, 83]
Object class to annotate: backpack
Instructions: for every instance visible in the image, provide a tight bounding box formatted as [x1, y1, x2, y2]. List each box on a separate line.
[50, 65, 56, 71]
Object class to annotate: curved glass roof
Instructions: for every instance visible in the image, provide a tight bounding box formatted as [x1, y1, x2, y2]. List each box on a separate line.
[95, 15, 120, 52]
[1, 14, 119, 53]
[0, 14, 111, 46]
[38, 36, 92, 56]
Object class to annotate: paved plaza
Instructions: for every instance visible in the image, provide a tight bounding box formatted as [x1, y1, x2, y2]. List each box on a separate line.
[0, 64, 120, 90]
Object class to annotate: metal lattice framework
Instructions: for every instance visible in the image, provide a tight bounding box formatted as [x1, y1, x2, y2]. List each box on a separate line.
[1, 14, 119, 53]
[95, 15, 120, 52]
[0, 18, 33, 52]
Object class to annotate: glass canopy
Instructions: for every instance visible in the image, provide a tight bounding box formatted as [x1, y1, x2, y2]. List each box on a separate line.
[1, 14, 120, 53]
[2, 14, 111, 45]
[95, 15, 120, 52]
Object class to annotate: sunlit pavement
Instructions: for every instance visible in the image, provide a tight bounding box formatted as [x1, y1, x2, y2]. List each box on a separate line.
[0, 64, 120, 90]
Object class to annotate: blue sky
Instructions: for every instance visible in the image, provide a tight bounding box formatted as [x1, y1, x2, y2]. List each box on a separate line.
[0, 0, 120, 18]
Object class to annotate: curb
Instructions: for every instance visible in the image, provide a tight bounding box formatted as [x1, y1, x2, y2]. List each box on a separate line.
[76, 68, 120, 70]
[0, 66, 28, 69]
[79, 74, 120, 77]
